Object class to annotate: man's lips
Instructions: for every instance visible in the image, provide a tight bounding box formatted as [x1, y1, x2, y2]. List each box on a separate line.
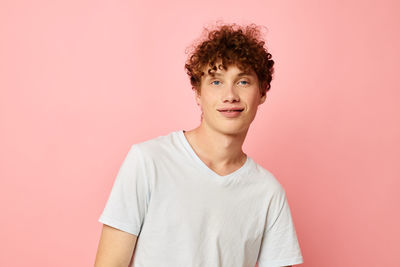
[217, 107, 245, 112]
[218, 108, 244, 118]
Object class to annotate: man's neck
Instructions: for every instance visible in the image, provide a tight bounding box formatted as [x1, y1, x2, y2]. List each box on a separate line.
[183, 124, 248, 175]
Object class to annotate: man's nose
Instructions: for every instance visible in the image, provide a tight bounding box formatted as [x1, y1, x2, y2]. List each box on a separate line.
[223, 83, 240, 102]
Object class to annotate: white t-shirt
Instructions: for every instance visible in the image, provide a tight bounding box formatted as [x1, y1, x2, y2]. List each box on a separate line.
[99, 130, 303, 267]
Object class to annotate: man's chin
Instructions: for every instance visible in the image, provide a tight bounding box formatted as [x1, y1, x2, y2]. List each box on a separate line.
[216, 126, 249, 137]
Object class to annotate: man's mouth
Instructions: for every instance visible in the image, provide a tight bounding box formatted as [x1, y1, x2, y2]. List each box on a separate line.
[217, 108, 244, 112]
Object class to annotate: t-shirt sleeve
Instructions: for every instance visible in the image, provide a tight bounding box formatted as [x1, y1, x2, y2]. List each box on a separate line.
[98, 144, 151, 236]
[257, 187, 303, 267]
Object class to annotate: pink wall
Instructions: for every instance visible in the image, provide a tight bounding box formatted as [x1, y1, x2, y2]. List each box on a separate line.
[1, 0, 399, 266]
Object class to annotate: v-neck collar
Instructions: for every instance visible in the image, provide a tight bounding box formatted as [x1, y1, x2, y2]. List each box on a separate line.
[177, 129, 251, 180]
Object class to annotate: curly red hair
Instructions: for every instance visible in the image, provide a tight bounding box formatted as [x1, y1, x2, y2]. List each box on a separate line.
[185, 22, 274, 97]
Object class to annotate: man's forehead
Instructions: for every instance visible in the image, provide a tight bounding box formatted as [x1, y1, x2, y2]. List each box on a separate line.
[202, 66, 256, 78]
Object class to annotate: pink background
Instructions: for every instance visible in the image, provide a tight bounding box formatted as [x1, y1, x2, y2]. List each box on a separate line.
[1, 0, 399, 266]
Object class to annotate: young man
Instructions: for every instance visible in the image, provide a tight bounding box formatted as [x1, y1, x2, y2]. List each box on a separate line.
[95, 23, 303, 267]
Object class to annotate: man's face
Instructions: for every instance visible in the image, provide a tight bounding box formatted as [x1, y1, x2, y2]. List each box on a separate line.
[195, 62, 266, 136]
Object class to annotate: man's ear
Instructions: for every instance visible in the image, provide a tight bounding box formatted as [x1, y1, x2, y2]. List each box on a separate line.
[259, 92, 267, 105]
[195, 88, 201, 106]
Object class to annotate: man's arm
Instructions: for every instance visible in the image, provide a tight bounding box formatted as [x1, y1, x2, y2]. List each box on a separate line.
[94, 224, 138, 267]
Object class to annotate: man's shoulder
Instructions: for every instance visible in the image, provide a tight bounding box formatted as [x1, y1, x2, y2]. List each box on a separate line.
[129, 130, 179, 158]
[248, 158, 285, 194]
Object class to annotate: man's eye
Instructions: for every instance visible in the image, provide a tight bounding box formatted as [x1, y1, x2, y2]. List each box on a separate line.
[211, 80, 221, 85]
[239, 80, 249, 85]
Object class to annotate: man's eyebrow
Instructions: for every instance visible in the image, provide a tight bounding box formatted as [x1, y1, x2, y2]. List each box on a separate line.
[205, 72, 252, 79]
[237, 72, 252, 77]
[206, 73, 222, 77]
